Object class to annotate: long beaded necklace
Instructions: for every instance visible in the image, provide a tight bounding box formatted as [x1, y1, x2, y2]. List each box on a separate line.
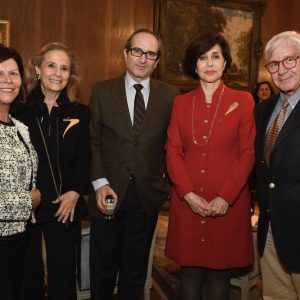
[191, 84, 225, 146]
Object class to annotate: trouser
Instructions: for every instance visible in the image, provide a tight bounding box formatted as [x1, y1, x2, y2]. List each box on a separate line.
[89, 181, 158, 300]
[20, 220, 81, 300]
[260, 225, 300, 300]
[0, 231, 29, 300]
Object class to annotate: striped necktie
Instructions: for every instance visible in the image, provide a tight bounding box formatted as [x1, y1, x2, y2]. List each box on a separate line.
[264, 98, 289, 165]
[133, 84, 145, 131]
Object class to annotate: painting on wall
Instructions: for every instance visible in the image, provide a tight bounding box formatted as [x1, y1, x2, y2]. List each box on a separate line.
[154, 0, 266, 91]
[0, 20, 10, 47]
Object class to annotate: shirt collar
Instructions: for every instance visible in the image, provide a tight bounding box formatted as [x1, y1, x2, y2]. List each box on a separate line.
[280, 90, 300, 109]
[125, 72, 150, 91]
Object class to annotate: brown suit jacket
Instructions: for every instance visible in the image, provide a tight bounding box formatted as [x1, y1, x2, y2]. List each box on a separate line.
[88, 75, 178, 217]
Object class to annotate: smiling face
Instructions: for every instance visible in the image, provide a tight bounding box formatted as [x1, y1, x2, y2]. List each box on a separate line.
[195, 44, 226, 84]
[124, 32, 159, 82]
[35, 49, 71, 97]
[0, 58, 22, 110]
[268, 43, 300, 95]
[257, 83, 272, 101]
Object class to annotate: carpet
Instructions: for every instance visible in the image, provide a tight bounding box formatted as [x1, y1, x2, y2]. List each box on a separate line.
[153, 211, 263, 300]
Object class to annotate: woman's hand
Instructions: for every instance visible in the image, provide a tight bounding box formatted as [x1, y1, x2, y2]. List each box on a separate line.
[207, 196, 229, 217]
[184, 192, 209, 217]
[52, 191, 80, 223]
[31, 189, 41, 210]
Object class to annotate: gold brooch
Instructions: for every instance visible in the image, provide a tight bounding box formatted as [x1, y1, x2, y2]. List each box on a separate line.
[62, 118, 80, 138]
[225, 102, 239, 116]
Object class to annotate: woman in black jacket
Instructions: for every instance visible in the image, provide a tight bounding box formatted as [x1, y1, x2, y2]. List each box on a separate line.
[18, 42, 91, 300]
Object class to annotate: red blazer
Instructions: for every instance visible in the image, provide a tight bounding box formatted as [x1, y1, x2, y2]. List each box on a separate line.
[165, 83, 255, 269]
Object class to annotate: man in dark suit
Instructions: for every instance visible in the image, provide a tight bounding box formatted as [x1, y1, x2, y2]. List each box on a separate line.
[255, 31, 300, 299]
[88, 28, 178, 300]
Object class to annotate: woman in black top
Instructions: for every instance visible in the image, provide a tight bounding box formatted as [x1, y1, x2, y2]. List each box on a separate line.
[18, 42, 91, 300]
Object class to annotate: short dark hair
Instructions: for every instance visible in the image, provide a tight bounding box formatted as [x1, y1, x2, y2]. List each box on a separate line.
[183, 32, 232, 80]
[252, 81, 275, 103]
[124, 28, 162, 59]
[0, 45, 27, 114]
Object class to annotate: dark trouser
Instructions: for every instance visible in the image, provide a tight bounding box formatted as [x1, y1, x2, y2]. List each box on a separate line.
[20, 221, 81, 300]
[0, 231, 29, 300]
[90, 181, 158, 300]
[180, 266, 232, 300]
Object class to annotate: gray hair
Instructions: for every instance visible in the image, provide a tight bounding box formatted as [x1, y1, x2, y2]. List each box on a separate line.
[265, 31, 300, 62]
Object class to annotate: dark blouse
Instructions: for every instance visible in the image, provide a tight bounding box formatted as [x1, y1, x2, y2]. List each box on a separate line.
[17, 84, 91, 223]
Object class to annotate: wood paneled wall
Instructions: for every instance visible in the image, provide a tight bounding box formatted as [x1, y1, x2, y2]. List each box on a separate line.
[259, 0, 300, 84]
[1, 0, 300, 101]
[0, 0, 153, 103]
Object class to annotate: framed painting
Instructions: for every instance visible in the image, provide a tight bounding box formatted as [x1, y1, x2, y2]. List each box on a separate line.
[0, 20, 10, 47]
[154, 0, 266, 91]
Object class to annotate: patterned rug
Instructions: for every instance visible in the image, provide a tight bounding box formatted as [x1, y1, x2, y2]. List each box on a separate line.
[153, 211, 263, 300]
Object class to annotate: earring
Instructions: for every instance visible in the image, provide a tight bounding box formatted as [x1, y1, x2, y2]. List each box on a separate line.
[35, 73, 40, 80]
[195, 69, 198, 74]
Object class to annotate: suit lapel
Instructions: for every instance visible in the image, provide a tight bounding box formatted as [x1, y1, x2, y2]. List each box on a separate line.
[273, 96, 300, 151]
[257, 96, 278, 158]
[111, 76, 133, 132]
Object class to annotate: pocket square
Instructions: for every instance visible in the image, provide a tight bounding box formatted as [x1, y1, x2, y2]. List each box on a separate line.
[225, 102, 239, 116]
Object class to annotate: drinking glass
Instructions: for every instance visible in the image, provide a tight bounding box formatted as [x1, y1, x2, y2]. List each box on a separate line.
[104, 197, 116, 220]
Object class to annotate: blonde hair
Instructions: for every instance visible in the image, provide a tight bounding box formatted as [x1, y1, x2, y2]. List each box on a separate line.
[28, 42, 79, 102]
[265, 31, 300, 62]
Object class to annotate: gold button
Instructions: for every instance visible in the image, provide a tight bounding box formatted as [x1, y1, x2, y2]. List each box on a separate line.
[202, 152, 207, 156]
[200, 187, 204, 192]
[200, 170, 205, 174]
[201, 237, 205, 242]
[204, 119, 208, 124]
[269, 183, 275, 189]
[201, 220, 206, 224]
[203, 135, 207, 140]
[206, 104, 211, 108]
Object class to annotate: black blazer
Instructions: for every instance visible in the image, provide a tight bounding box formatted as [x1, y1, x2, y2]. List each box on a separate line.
[17, 85, 91, 223]
[88, 75, 178, 217]
[255, 94, 300, 271]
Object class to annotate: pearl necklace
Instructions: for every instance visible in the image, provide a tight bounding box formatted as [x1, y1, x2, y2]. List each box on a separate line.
[192, 84, 224, 146]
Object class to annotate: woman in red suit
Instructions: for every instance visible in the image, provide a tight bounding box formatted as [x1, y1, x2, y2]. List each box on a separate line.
[165, 33, 255, 300]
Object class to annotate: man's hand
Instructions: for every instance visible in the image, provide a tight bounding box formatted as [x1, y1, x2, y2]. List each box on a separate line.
[96, 185, 118, 213]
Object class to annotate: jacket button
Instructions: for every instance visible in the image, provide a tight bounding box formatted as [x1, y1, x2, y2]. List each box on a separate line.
[269, 182, 275, 189]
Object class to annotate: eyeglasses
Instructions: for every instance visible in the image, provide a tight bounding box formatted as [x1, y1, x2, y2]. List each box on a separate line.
[265, 55, 300, 74]
[127, 48, 159, 60]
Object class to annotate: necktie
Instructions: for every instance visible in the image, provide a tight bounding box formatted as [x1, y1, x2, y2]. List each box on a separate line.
[133, 84, 145, 131]
[264, 98, 289, 165]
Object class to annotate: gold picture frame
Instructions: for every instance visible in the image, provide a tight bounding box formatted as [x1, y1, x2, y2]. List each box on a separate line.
[0, 20, 10, 47]
[154, 0, 267, 91]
